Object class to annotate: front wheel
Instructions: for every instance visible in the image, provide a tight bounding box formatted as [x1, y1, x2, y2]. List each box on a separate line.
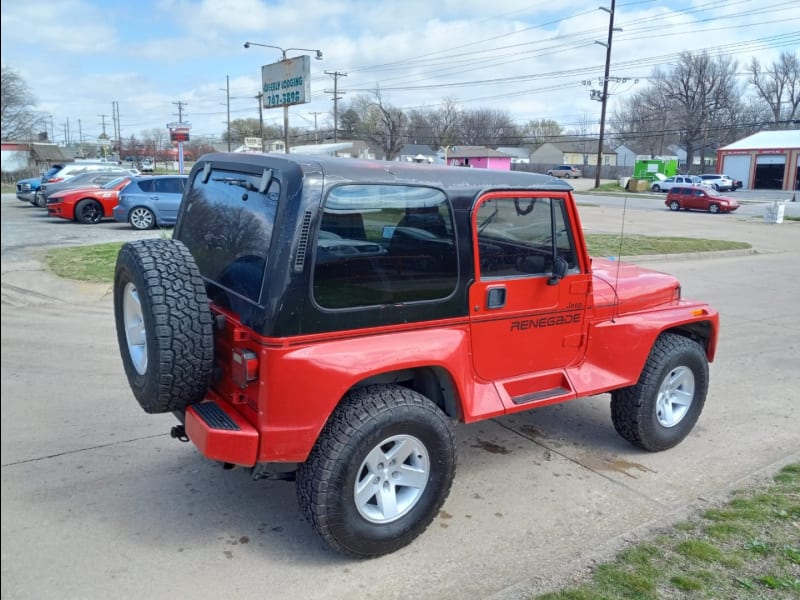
[708, 203, 720, 214]
[611, 333, 709, 451]
[297, 384, 456, 558]
[129, 207, 155, 230]
[669, 200, 680, 211]
[75, 199, 104, 224]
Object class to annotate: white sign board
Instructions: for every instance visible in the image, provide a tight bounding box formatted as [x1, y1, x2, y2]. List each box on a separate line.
[261, 55, 311, 109]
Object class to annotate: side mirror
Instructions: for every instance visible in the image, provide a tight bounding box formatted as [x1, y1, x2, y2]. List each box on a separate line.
[547, 256, 568, 286]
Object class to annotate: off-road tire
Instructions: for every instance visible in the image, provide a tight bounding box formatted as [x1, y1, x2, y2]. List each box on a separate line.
[114, 239, 214, 414]
[297, 384, 456, 558]
[611, 333, 708, 451]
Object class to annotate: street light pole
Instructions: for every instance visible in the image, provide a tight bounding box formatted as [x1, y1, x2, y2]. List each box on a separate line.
[244, 41, 323, 154]
[595, 0, 617, 189]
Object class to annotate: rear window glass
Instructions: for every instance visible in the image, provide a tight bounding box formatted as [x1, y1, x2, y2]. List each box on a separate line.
[313, 184, 457, 309]
[179, 169, 280, 304]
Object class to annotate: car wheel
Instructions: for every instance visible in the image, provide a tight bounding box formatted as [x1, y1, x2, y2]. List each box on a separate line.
[34, 193, 46, 208]
[75, 199, 104, 224]
[297, 384, 456, 558]
[712, 184, 720, 191]
[669, 200, 680, 211]
[129, 207, 156, 230]
[113, 239, 214, 414]
[611, 333, 708, 451]
[708, 203, 720, 214]
[652, 185, 661, 193]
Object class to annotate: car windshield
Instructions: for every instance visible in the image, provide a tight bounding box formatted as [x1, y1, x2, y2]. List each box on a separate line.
[706, 188, 722, 196]
[102, 177, 129, 189]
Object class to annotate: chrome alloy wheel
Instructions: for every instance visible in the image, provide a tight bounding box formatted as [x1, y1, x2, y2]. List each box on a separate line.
[656, 365, 695, 427]
[122, 282, 147, 374]
[354, 434, 430, 524]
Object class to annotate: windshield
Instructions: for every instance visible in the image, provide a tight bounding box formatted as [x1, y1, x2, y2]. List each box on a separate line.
[102, 176, 129, 189]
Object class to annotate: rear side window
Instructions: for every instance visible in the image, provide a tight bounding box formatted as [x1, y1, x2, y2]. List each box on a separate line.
[153, 177, 185, 194]
[313, 184, 456, 309]
[179, 169, 279, 304]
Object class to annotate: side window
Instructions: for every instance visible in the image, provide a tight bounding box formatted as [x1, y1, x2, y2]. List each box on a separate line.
[313, 185, 456, 309]
[154, 178, 185, 194]
[476, 197, 577, 278]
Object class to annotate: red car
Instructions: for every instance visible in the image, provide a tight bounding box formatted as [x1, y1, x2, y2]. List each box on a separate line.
[47, 177, 132, 224]
[665, 186, 740, 213]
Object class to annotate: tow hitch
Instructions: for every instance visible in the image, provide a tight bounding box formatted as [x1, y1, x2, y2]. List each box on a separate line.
[170, 425, 189, 442]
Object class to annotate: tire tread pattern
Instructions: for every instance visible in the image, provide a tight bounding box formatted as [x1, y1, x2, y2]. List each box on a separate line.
[114, 239, 214, 413]
[297, 384, 456, 558]
[611, 333, 708, 451]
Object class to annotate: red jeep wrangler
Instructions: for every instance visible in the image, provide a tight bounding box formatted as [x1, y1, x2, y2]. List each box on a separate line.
[114, 153, 718, 558]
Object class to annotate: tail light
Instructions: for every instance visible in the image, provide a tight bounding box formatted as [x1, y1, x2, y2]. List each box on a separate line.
[231, 348, 258, 389]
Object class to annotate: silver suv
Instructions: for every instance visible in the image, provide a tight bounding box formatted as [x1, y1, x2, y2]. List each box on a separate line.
[699, 174, 735, 192]
[650, 175, 703, 193]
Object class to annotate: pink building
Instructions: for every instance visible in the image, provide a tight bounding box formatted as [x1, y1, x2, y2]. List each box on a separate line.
[447, 146, 511, 170]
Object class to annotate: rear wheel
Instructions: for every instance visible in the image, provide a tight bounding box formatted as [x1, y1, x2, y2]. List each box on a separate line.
[75, 199, 104, 224]
[297, 384, 456, 558]
[708, 203, 720, 214]
[652, 185, 661, 193]
[669, 200, 680, 211]
[129, 207, 155, 230]
[611, 333, 708, 451]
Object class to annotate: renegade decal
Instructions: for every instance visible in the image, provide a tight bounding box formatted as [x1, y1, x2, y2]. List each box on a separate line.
[510, 313, 582, 331]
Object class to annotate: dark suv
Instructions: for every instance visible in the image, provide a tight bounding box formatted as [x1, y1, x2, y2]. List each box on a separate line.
[114, 152, 718, 558]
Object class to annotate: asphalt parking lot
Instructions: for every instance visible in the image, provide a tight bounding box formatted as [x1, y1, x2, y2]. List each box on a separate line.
[1, 192, 798, 599]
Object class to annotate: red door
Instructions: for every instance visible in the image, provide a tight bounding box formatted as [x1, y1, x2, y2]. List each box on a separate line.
[468, 193, 590, 382]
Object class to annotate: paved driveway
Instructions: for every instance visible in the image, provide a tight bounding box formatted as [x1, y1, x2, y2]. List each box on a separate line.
[2, 194, 798, 599]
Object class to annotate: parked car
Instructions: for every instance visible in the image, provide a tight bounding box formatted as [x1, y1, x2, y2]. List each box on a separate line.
[33, 169, 136, 207]
[16, 165, 64, 202]
[140, 159, 155, 172]
[720, 174, 743, 190]
[699, 174, 736, 192]
[665, 186, 740, 213]
[650, 174, 704, 193]
[42, 161, 126, 186]
[113, 175, 188, 229]
[546, 164, 582, 178]
[46, 176, 133, 224]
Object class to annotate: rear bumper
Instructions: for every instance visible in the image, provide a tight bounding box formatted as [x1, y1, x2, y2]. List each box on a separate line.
[185, 401, 259, 466]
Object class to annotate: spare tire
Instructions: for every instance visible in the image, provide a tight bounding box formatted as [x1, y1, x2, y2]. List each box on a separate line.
[114, 239, 214, 414]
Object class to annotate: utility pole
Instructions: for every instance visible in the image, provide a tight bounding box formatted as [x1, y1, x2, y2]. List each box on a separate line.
[223, 76, 231, 151]
[256, 93, 265, 152]
[309, 111, 323, 143]
[594, 0, 618, 189]
[172, 100, 188, 123]
[324, 71, 347, 142]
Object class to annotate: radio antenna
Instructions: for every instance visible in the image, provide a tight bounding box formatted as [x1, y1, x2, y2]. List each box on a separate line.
[612, 196, 628, 322]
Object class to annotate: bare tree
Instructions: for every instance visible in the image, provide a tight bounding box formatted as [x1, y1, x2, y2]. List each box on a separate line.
[428, 98, 461, 150]
[654, 51, 742, 172]
[522, 118, 563, 146]
[458, 108, 518, 147]
[1, 66, 45, 141]
[343, 91, 407, 160]
[749, 51, 800, 127]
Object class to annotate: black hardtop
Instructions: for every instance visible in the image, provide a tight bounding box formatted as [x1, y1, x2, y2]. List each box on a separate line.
[193, 152, 572, 206]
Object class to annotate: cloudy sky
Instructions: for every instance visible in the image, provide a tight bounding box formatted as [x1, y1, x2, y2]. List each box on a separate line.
[2, 0, 798, 146]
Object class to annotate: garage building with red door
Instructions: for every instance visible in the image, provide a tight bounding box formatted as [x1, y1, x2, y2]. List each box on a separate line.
[716, 130, 800, 191]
